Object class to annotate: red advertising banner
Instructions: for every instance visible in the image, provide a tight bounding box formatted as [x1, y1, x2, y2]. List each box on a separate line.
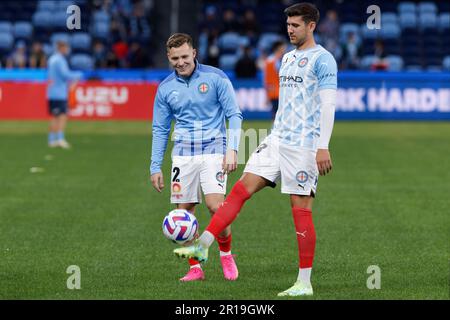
[0, 81, 158, 120]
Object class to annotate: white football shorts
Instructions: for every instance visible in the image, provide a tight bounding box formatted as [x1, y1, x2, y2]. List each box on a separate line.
[244, 134, 319, 196]
[170, 154, 227, 204]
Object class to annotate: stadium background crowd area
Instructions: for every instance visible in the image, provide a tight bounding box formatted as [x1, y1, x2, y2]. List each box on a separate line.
[0, 0, 449, 74]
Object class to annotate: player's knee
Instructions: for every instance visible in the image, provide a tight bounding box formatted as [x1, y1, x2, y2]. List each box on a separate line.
[207, 203, 220, 214]
[290, 194, 314, 209]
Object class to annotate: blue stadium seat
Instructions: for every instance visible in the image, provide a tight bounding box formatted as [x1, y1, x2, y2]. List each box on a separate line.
[381, 12, 398, 24]
[70, 33, 91, 53]
[52, 11, 69, 30]
[50, 33, 70, 46]
[93, 10, 110, 24]
[386, 55, 403, 71]
[443, 56, 450, 71]
[380, 23, 401, 39]
[13, 21, 33, 41]
[70, 54, 93, 70]
[218, 32, 241, 54]
[92, 22, 110, 40]
[37, 0, 57, 12]
[0, 21, 13, 33]
[360, 24, 380, 39]
[419, 13, 438, 30]
[418, 2, 438, 14]
[360, 55, 376, 70]
[0, 33, 14, 52]
[399, 13, 417, 29]
[57, 0, 75, 10]
[257, 32, 283, 55]
[32, 11, 53, 29]
[439, 13, 450, 30]
[398, 2, 416, 14]
[219, 54, 239, 71]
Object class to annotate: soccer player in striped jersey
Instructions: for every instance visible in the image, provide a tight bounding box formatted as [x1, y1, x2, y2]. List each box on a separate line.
[174, 3, 337, 296]
[151, 33, 243, 282]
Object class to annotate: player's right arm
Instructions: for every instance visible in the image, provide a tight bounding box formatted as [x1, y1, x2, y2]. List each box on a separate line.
[150, 87, 173, 192]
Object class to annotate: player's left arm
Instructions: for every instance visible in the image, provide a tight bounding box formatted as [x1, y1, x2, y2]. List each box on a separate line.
[315, 52, 338, 176]
[217, 75, 243, 174]
[58, 58, 83, 82]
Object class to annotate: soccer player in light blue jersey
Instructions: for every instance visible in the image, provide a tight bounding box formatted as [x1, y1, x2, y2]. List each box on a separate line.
[174, 3, 337, 296]
[150, 33, 243, 282]
[47, 40, 83, 149]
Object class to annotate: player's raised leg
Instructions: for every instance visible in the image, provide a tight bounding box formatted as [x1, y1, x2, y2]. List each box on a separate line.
[177, 203, 205, 282]
[205, 194, 238, 280]
[278, 195, 315, 296]
[174, 173, 269, 262]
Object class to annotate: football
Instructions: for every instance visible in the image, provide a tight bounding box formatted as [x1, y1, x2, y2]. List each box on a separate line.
[162, 209, 198, 245]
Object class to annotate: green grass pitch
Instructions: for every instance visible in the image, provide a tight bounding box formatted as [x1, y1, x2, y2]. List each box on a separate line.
[0, 120, 448, 299]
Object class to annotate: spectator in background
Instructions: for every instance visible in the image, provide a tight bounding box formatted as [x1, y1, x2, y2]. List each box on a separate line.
[112, 38, 129, 68]
[110, 16, 128, 43]
[105, 50, 120, 68]
[234, 46, 257, 78]
[127, 41, 151, 68]
[340, 32, 362, 70]
[29, 41, 47, 68]
[6, 41, 28, 68]
[371, 39, 388, 71]
[221, 9, 241, 33]
[263, 40, 286, 119]
[205, 31, 220, 67]
[126, 1, 152, 43]
[240, 9, 260, 45]
[93, 40, 107, 68]
[111, 0, 133, 17]
[200, 5, 221, 35]
[318, 10, 339, 55]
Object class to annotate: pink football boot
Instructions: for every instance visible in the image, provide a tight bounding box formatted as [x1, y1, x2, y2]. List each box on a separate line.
[179, 267, 205, 282]
[220, 255, 238, 280]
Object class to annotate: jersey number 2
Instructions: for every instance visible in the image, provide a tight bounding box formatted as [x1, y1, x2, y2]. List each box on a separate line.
[172, 167, 180, 182]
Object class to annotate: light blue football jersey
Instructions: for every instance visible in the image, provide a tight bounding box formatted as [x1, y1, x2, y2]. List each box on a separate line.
[150, 61, 242, 175]
[271, 45, 337, 150]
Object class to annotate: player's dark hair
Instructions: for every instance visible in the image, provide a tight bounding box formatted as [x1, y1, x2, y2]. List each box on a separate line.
[271, 40, 285, 53]
[284, 2, 320, 25]
[166, 33, 194, 51]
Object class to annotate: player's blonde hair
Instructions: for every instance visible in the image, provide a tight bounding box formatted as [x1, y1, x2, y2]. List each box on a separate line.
[166, 33, 194, 51]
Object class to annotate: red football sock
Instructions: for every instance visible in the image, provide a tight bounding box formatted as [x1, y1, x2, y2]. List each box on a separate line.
[188, 258, 200, 267]
[292, 207, 316, 268]
[217, 233, 232, 252]
[206, 181, 251, 237]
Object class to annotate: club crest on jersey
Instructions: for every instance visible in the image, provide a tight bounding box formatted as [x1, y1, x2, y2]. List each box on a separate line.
[172, 182, 182, 193]
[296, 171, 309, 184]
[216, 171, 225, 183]
[298, 57, 308, 68]
[198, 83, 209, 94]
